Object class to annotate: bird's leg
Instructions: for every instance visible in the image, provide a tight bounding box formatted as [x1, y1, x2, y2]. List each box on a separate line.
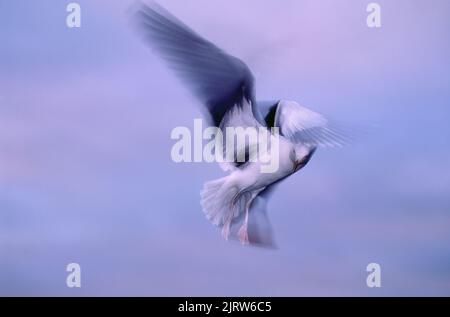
[238, 200, 251, 245]
[222, 217, 232, 241]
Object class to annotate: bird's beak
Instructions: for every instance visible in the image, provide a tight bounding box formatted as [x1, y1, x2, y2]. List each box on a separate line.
[293, 160, 303, 172]
[293, 148, 317, 172]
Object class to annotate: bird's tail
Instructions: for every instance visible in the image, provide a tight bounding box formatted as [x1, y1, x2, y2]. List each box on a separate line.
[200, 176, 242, 227]
[200, 176, 276, 248]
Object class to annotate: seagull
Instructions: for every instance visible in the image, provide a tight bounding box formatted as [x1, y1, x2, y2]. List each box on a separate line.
[132, 2, 349, 247]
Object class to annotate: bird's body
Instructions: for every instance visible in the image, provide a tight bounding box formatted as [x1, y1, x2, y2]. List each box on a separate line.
[200, 135, 296, 244]
[132, 2, 348, 247]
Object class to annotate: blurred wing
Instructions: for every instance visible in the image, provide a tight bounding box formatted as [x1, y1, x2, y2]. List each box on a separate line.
[132, 2, 261, 126]
[246, 195, 276, 248]
[275, 100, 349, 147]
[229, 181, 283, 248]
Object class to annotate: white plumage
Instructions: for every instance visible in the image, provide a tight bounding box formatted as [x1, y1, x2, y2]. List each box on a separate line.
[132, 2, 348, 247]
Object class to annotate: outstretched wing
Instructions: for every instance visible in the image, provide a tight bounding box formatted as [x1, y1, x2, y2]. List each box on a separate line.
[274, 100, 350, 147]
[132, 2, 262, 126]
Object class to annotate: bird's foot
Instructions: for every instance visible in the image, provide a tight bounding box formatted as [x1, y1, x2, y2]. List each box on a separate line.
[238, 224, 249, 245]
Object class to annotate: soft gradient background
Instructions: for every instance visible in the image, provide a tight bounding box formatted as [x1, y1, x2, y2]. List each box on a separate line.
[1, 0, 449, 296]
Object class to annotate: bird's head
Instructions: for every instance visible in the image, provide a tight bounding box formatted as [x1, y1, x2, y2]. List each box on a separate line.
[291, 145, 317, 172]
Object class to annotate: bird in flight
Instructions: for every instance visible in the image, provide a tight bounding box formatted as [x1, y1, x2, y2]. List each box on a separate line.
[132, 2, 349, 247]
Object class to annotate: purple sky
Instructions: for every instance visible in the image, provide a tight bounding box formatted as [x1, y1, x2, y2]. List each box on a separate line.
[1, 0, 450, 296]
